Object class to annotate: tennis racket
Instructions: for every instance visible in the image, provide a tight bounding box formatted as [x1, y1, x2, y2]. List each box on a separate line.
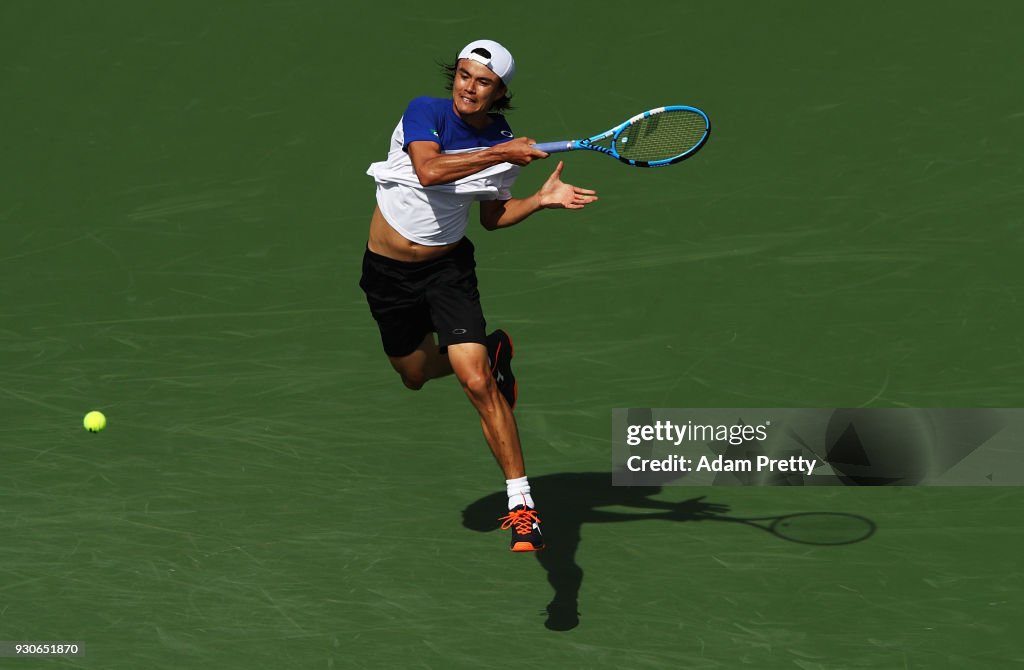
[662, 497, 875, 546]
[721, 512, 876, 546]
[532, 106, 710, 168]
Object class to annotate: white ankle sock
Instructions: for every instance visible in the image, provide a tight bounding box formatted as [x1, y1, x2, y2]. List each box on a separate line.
[506, 476, 535, 510]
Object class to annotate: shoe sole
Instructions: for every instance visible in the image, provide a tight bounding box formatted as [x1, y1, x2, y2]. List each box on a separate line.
[492, 330, 518, 410]
[506, 331, 518, 409]
[511, 541, 545, 552]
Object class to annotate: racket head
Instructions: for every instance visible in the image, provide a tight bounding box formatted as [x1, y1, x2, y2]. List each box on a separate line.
[768, 512, 877, 546]
[609, 106, 710, 167]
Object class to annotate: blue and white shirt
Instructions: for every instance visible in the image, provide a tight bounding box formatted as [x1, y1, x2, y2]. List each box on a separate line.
[367, 97, 521, 246]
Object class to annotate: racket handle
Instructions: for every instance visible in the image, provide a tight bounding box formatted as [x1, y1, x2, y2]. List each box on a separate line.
[532, 141, 574, 154]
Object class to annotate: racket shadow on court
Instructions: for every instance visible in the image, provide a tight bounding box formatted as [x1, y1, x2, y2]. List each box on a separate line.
[462, 472, 876, 632]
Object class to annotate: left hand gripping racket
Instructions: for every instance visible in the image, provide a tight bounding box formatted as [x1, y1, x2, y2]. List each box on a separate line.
[532, 105, 710, 168]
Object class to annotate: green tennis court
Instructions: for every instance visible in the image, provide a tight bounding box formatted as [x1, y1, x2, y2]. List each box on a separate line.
[2, 1, 1022, 667]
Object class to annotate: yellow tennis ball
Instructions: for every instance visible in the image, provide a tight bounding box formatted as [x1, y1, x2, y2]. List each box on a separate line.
[83, 410, 107, 433]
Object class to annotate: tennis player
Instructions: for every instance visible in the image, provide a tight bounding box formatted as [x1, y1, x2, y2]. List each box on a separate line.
[360, 39, 597, 552]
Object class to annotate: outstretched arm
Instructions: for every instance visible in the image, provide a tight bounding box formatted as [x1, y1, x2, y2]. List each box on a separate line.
[479, 161, 598, 231]
[587, 497, 731, 523]
[408, 137, 548, 187]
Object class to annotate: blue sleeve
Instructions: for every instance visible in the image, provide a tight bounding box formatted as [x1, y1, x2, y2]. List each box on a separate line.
[494, 114, 515, 142]
[401, 97, 441, 152]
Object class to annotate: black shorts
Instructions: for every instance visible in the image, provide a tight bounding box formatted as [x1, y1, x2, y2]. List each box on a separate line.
[359, 238, 487, 357]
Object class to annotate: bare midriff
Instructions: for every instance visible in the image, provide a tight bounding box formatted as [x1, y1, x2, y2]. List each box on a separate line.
[366, 205, 461, 262]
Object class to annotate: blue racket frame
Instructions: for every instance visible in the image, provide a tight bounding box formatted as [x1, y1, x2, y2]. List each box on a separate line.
[532, 105, 710, 168]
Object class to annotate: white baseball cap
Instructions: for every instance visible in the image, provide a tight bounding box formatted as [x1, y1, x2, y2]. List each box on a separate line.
[458, 39, 516, 85]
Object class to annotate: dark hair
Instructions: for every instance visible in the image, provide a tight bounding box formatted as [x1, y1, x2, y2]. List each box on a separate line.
[441, 51, 514, 113]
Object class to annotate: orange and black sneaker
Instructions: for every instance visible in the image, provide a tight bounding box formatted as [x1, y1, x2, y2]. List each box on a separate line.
[499, 505, 544, 552]
[486, 329, 517, 410]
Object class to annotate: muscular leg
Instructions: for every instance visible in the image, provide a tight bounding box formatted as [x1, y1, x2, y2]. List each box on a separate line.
[447, 342, 525, 479]
[387, 333, 453, 390]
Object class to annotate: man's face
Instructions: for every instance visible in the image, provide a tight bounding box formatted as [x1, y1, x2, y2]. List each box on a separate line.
[452, 58, 506, 117]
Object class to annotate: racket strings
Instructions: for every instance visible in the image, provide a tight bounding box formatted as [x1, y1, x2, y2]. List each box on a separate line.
[615, 111, 707, 162]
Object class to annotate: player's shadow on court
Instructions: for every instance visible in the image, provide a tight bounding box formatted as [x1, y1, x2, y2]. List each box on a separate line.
[462, 472, 727, 632]
[462, 471, 876, 632]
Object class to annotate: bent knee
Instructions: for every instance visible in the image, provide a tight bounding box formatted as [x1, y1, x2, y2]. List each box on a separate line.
[400, 372, 427, 391]
[459, 372, 496, 403]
